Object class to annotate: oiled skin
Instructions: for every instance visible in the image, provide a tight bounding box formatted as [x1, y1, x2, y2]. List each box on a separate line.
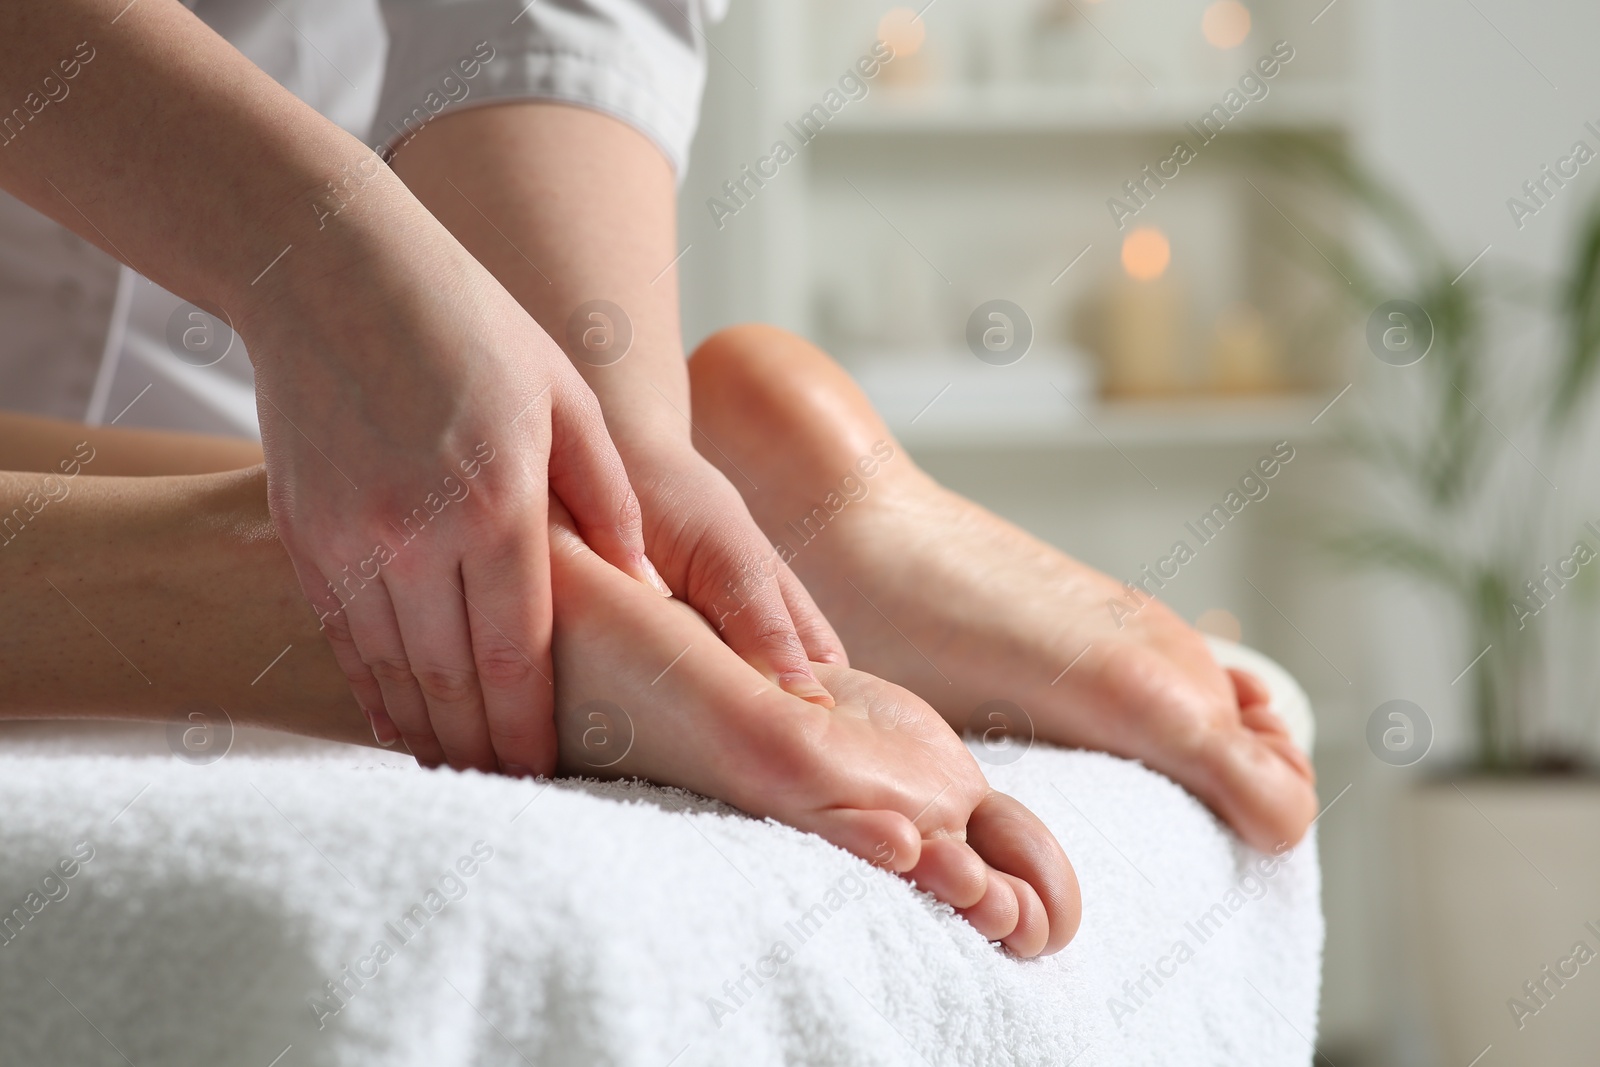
[689, 325, 1317, 853]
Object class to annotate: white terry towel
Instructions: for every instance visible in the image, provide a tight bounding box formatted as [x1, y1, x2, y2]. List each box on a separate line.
[0, 641, 1321, 1066]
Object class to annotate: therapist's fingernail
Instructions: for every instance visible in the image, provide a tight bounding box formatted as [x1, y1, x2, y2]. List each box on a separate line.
[641, 556, 674, 598]
[365, 708, 400, 748]
[781, 671, 835, 708]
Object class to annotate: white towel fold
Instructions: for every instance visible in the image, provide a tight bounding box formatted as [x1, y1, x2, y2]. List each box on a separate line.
[0, 721, 1320, 1066]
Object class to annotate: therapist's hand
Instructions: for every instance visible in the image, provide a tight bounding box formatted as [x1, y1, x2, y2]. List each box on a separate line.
[623, 441, 846, 693]
[242, 207, 662, 775]
[389, 102, 847, 704]
[0, 0, 663, 774]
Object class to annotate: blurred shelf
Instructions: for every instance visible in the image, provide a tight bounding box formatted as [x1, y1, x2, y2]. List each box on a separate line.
[894, 393, 1332, 451]
[802, 81, 1353, 135]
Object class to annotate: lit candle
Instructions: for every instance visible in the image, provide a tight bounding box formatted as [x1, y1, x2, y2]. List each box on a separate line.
[1099, 227, 1184, 397]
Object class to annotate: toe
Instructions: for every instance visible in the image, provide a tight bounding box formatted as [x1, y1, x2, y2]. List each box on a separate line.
[957, 869, 1019, 943]
[1226, 667, 1274, 712]
[1202, 731, 1319, 851]
[965, 792, 1081, 954]
[1107, 642, 1317, 852]
[1237, 697, 1314, 780]
[995, 872, 1050, 957]
[907, 836, 989, 910]
[794, 807, 923, 874]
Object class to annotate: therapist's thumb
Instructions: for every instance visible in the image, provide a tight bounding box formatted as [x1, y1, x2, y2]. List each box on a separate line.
[545, 380, 668, 596]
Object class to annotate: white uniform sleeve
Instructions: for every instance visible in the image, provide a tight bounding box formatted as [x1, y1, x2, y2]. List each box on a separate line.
[374, 0, 722, 179]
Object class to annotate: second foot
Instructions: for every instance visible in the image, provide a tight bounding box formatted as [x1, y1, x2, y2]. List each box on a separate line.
[688, 325, 1317, 852]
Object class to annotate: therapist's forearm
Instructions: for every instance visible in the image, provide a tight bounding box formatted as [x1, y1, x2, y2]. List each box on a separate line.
[0, 0, 425, 332]
[388, 103, 691, 454]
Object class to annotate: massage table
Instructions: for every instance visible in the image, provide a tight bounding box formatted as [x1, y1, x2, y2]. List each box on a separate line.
[0, 639, 1321, 1065]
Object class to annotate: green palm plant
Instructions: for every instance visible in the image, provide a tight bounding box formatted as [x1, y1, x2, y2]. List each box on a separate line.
[1254, 135, 1600, 772]
[1551, 190, 1600, 429]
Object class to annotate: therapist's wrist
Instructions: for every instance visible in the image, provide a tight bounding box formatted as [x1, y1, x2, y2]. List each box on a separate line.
[600, 400, 692, 460]
[613, 434, 719, 501]
[571, 357, 694, 454]
[222, 158, 444, 346]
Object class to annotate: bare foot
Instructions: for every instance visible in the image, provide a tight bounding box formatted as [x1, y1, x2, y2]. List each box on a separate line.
[546, 505, 1081, 956]
[687, 325, 1317, 852]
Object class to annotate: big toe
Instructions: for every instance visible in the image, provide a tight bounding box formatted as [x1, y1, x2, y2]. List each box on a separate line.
[1199, 729, 1319, 852]
[965, 792, 1081, 954]
[1104, 642, 1317, 852]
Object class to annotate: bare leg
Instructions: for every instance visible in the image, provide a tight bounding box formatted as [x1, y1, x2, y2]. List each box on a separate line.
[0, 411, 264, 476]
[687, 325, 1317, 851]
[0, 463, 365, 736]
[0, 423, 1078, 954]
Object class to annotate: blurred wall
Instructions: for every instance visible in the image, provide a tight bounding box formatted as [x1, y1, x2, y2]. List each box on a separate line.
[679, 2, 1600, 1064]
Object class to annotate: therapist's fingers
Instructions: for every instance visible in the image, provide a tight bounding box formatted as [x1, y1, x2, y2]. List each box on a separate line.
[776, 561, 849, 667]
[460, 524, 556, 778]
[385, 565, 499, 774]
[341, 581, 450, 768]
[671, 511, 835, 706]
[285, 557, 397, 747]
[546, 380, 660, 591]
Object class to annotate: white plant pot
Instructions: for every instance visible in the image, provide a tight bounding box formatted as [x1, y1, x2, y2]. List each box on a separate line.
[1400, 781, 1600, 1064]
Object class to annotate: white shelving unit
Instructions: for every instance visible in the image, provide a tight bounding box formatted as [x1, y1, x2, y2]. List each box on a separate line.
[815, 81, 1353, 134]
[715, 0, 1359, 451]
[894, 393, 1331, 451]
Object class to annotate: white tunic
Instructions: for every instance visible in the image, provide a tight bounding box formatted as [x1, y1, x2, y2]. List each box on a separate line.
[0, 0, 719, 436]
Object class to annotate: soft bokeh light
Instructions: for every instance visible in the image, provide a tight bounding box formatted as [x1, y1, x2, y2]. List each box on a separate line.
[1121, 227, 1171, 280]
[877, 7, 926, 57]
[1202, 1, 1252, 48]
[1196, 608, 1243, 643]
